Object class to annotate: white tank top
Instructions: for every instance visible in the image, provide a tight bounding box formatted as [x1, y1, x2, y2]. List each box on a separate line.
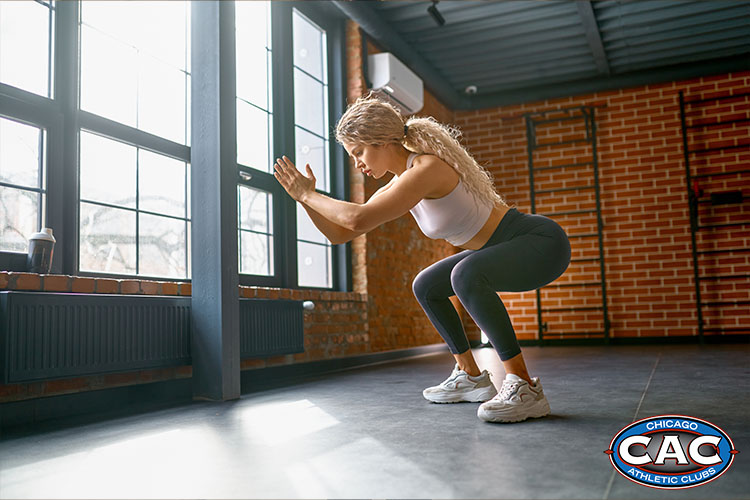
[397, 153, 493, 246]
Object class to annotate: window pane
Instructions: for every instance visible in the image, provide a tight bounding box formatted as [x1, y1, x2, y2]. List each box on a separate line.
[0, 187, 38, 253]
[0, 1, 51, 97]
[293, 10, 325, 83]
[235, 1, 270, 52]
[80, 1, 189, 144]
[238, 185, 272, 233]
[297, 241, 331, 288]
[186, 222, 192, 279]
[79, 132, 137, 209]
[295, 126, 329, 193]
[240, 231, 273, 276]
[296, 203, 327, 245]
[186, 161, 191, 220]
[293, 69, 325, 137]
[236, 45, 270, 111]
[237, 100, 272, 172]
[293, 13, 331, 288]
[0, 118, 41, 189]
[81, 1, 187, 70]
[139, 213, 186, 279]
[139, 150, 186, 218]
[80, 25, 138, 128]
[138, 54, 187, 144]
[79, 202, 136, 274]
[236, 1, 271, 109]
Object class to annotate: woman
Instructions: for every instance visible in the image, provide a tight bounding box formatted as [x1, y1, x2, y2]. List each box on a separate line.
[273, 95, 571, 423]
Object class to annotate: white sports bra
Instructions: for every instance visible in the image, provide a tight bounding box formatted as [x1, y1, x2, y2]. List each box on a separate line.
[397, 153, 493, 246]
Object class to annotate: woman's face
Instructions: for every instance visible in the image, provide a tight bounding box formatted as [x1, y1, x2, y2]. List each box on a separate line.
[343, 143, 389, 179]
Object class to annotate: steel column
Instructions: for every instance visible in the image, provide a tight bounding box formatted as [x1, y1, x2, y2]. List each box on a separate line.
[190, 1, 240, 401]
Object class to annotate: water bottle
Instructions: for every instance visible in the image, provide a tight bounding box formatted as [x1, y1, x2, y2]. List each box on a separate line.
[27, 228, 56, 273]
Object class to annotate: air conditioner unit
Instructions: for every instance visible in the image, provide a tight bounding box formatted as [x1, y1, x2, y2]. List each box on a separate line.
[367, 52, 424, 115]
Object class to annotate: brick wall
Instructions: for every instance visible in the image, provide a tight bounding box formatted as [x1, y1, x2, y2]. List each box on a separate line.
[454, 71, 750, 341]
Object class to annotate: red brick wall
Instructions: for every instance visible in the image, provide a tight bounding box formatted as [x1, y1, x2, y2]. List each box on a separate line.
[454, 71, 750, 341]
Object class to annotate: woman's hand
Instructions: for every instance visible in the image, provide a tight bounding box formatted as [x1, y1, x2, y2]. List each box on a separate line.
[273, 156, 316, 202]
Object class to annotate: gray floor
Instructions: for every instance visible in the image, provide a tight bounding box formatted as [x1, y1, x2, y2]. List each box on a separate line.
[1, 343, 748, 499]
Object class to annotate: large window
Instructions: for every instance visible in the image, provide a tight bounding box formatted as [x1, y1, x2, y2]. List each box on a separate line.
[293, 10, 332, 288]
[0, 1, 346, 289]
[235, 2, 344, 289]
[0, 1, 53, 254]
[78, 1, 191, 279]
[236, 1, 274, 277]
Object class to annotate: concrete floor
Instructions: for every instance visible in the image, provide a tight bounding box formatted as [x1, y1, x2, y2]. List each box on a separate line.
[1, 343, 748, 499]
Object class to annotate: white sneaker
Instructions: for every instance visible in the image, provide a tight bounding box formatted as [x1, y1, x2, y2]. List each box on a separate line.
[477, 373, 551, 423]
[423, 364, 498, 403]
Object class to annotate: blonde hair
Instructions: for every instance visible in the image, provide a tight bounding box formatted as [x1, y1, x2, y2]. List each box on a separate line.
[335, 94, 510, 208]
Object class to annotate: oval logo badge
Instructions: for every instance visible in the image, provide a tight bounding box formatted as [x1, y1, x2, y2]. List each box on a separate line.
[605, 414, 739, 489]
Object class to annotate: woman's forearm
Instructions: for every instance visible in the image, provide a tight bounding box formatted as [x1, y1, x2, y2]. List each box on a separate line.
[300, 201, 361, 245]
[300, 190, 363, 231]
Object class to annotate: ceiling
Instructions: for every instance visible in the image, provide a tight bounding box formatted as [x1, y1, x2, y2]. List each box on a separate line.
[332, 0, 750, 110]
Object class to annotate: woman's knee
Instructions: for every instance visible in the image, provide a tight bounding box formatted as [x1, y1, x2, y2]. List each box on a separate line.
[450, 258, 488, 297]
[412, 268, 438, 301]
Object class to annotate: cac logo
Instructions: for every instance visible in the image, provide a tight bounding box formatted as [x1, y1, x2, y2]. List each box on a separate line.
[605, 414, 738, 489]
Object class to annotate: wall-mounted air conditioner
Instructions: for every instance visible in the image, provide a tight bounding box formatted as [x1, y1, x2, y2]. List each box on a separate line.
[367, 52, 424, 115]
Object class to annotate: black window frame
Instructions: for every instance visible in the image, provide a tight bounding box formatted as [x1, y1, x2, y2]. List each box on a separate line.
[0, 0, 350, 292]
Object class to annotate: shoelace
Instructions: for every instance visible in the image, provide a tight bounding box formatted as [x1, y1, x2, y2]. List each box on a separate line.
[494, 380, 521, 401]
[439, 368, 461, 388]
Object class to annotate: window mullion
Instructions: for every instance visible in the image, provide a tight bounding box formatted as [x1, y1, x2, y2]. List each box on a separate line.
[50, 0, 79, 275]
[271, 1, 297, 289]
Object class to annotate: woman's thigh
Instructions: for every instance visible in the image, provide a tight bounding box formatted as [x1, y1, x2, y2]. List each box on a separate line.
[456, 227, 571, 293]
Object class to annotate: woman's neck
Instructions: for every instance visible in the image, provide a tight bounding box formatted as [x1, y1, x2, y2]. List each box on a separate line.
[389, 145, 413, 177]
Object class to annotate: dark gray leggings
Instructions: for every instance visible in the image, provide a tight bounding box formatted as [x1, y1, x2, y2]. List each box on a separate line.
[412, 208, 571, 361]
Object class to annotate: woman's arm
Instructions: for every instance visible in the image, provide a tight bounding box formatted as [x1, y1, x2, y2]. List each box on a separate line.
[300, 177, 398, 245]
[299, 202, 362, 245]
[274, 156, 440, 233]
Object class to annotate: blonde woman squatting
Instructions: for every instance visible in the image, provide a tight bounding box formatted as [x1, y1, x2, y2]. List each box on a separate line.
[274, 96, 571, 423]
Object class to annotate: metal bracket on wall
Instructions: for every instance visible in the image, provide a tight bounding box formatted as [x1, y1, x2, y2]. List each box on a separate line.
[679, 90, 750, 342]
[523, 106, 610, 345]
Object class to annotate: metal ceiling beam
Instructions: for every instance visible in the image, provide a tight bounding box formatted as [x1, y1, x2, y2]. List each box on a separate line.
[460, 53, 750, 110]
[331, 0, 466, 109]
[576, 1, 610, 75]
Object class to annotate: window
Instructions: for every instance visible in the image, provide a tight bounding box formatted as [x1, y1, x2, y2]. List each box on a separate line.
[0, 118, 46, 253]
[236, 1, 274, 277]
[293, 10, 332, 288]
[78, 132, 189, 278]
[0, 1, 346, 289]
[77, 1, 191, 279]
[0, 1, 53, 255]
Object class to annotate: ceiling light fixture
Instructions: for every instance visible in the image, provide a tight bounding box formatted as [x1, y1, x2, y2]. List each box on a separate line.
[427, 1, 445, 26]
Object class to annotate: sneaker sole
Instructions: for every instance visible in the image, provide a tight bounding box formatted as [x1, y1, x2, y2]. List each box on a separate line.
[477, 398, 551, 423]
[423, 386, 498, 404]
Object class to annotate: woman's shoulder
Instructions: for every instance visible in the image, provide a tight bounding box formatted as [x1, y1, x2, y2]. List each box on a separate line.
[411, 154, 457, 177]
[407, 154, 460, 198]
